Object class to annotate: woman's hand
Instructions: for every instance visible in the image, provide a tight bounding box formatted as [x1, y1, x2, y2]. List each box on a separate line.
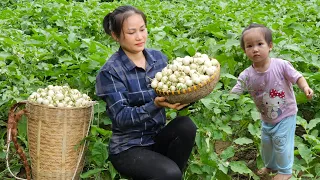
[154, 97, 189, 110]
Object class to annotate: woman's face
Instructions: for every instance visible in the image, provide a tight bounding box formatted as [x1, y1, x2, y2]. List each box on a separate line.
[116, 13, 148, 54]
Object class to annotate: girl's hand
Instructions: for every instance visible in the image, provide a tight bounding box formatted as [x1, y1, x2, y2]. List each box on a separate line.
[154, 97, 189, 110]
[303, 86, 314, 100]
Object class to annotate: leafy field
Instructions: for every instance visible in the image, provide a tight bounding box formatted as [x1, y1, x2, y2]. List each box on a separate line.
[1, 0, 319, 179]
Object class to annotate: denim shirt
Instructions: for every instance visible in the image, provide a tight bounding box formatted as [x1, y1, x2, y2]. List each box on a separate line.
[96, 47, 168, 155]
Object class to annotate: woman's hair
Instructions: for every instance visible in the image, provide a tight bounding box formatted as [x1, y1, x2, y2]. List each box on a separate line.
[240, 23, 272, 50]
[103, 5, 147, 38]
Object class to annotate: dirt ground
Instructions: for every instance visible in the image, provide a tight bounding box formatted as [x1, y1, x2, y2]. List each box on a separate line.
[214, 140, 273, 180]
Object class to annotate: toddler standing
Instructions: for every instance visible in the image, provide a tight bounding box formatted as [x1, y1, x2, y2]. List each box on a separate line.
[232, 23, 313, 180]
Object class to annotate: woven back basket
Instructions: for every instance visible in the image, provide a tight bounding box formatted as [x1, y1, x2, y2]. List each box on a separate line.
[26, 102, 94, 180]
[155, 63, 220, 104]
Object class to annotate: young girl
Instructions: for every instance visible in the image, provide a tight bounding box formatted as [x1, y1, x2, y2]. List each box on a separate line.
[232, 23, 313, 180]
[95, 5, 196, 180]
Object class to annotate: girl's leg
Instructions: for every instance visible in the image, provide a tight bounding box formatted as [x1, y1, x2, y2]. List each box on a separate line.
[152, 116, 197, 171]
[109, 146, 182, 180]
[271, 115, 296, 180]
[261, 122, 275, 170]
[259, 121, 276, 175]
[272, 115, 296, 175]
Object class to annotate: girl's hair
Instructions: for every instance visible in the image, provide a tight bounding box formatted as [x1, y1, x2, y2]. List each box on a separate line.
[103, 5, 147, 38]
[240, 23, 272, 50]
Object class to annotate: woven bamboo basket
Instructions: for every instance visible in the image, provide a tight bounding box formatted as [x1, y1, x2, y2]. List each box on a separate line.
[155, 63, 220, 104]
[26, 101, 94, 180]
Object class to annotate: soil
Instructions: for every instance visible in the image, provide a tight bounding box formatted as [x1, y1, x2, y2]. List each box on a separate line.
[214, 140, 232, 155]
[214, 140, 273, 180]
[295, 125, 306, 137]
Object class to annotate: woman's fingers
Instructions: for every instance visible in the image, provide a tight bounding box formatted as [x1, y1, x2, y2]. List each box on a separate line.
[166, 102, 181, 109]
[155, 97, 190, 110]
[154, 97, 166, 107]
[176, 103, 189, 110]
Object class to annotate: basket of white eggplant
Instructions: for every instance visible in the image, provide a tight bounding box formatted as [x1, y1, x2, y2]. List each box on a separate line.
[151, 53, 220, 104]
[24, 85, 95, 180]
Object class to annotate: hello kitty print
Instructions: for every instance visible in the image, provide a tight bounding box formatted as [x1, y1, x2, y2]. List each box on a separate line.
[231, 58, 302, 124]
[262, 89, 286, 119]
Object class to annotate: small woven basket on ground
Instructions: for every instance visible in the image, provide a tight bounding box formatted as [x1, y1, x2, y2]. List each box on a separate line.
[155, 63, 220, 104]
[26, 101, 94, 180]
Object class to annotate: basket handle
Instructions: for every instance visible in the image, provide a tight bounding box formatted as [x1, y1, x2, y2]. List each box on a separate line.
[6, 101, 31, 180]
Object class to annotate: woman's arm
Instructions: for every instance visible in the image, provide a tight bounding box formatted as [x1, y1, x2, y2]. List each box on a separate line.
[96, 69, 163, 128]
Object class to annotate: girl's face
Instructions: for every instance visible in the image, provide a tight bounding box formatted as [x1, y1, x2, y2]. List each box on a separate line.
[115, 13, 148, 55]
[243, 28, 272, 65]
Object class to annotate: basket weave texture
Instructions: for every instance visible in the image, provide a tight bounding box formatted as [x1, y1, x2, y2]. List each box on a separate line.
[26, 102, 93, 180]
[156, 64, 220, 104]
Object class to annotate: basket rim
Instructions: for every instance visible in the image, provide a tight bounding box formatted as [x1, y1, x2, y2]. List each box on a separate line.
[155, 64, 220, 96]
[26, 100, 96, 109]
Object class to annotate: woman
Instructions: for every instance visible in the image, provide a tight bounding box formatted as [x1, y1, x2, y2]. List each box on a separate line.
[95, 5, 197, 180]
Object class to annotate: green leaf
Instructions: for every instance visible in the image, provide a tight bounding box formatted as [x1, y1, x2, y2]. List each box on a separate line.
[0, 51, 12, 60]
[189, 164, 203, 174]
[80, 168, 105, 178]
[248, 123, 260, 137]
[200, 98, 214, 109]
[214, 108, 221, 114]
[169, 111, 177, 119]
[226, 93, 239, 101]
[296, 92, 308, 104]
[91, 126, 111, 137]
[215, 168, 231, 179]
[297, 144, 314, 164]
[250, 111, 260, 121]
[220, 146, 235, 160]
[154, 32, 166, 41]
[18, 116, 27, 137]
[231, 114, 242, 121]
[224, 38, 239, 50]
[284, 44, 300, 52]
[88, 75, 96, 83]
[186, 45, 196, 56]
[220, 73, 238, 80]
[95, 101, 106, 114]
[56, 19, 65, 27]
[303, 134, 320, 146]
[307, 118, 320, 131]
[312, 144, 320, 153]
[68, 32, 76, 43]
[195, 133, 202, 150]
[90, 125, 98, 136]
[201, 164, 216, 174]
[108, 161, 118, 179]
[92, 141, 107, 167]
[310, 72, 320, 81]
[102, 117, 112, 126]
[50, 31, 69, 48]
[296, 116, 308, 130]
[315, 163, 320, 177]
[230, 161, 252, 174]
[218, 124, 232, 135]
[0, 151, 6, 159]
[234, 137, 253, 145]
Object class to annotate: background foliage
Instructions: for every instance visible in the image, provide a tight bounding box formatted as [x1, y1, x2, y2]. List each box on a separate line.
[1, 0, 319, 179]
